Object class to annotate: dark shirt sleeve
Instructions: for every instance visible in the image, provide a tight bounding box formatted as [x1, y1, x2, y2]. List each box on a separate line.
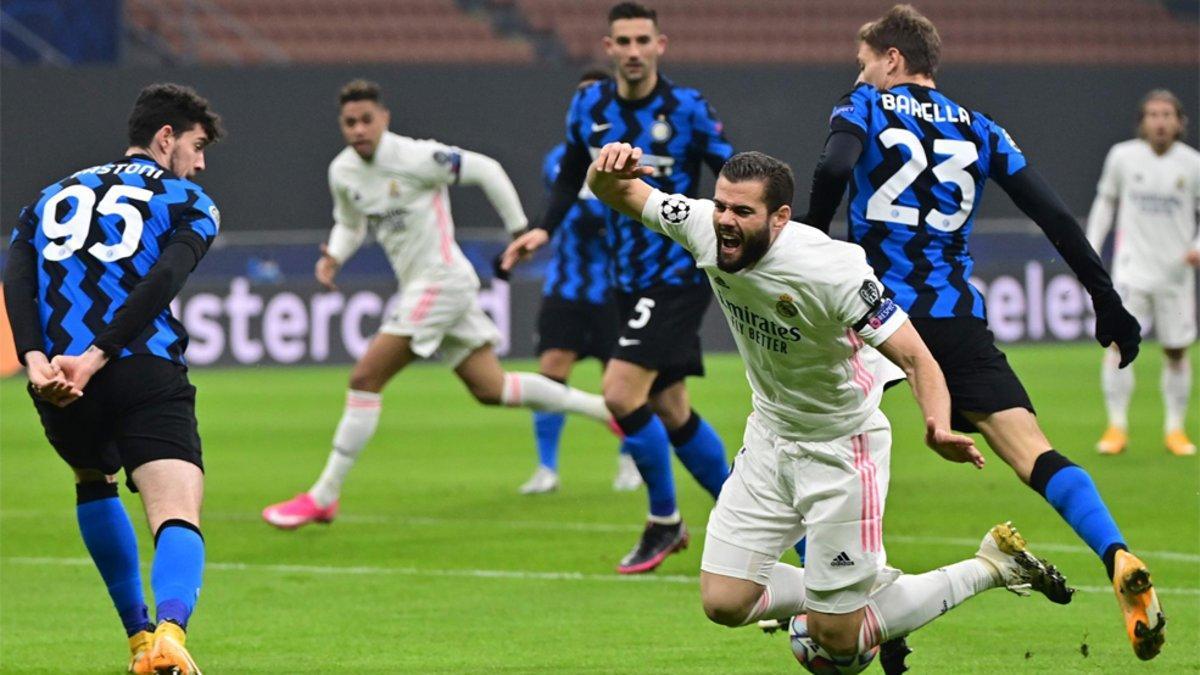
[993, 166, 1117, 303]
[802, 131, 864, 233]
[536, 140, 591, 234]
[693, 96, 735, 175]
[3, 237, 44, 365]
[90, 230, 205, 358]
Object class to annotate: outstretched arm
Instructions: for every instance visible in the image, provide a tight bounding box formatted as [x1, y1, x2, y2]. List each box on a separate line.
[803, 131, 863, 233]
[876, 320, 984, 468]
[994, 167, 1141, 366]
[457, 150, 528, 235]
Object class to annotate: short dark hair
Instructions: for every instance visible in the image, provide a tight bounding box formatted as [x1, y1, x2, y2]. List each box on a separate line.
[719, 152, 794, 213]
[127, 83, 223, 148]
[608, 2, 657, 25]
[338, 79, 384, 108]
[578, 68, 611, 84]
[858, 4, 941, 78]
[1139, 89, 1189, 141]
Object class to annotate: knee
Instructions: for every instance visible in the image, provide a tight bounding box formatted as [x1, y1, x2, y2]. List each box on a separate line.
[1164, 348, 1188, 367]
[700, 595, 752, 628]
[807, 620, 858, 657]
[603, 390, 640, 419]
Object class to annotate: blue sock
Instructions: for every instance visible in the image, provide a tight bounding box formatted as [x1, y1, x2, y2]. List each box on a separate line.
[152, 520, 205, 629]
[76, 482, 150, 637]
[533, 412, 566, 471]
[668, 411, 730, 500]
[1031, 450, 1126, 578]
[617, 405, 677, 518]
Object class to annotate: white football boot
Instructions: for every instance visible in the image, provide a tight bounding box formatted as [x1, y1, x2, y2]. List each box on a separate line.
[612, 454, 644, 492]
[519, 466, 560, 494]
[976, 521, 1074, 604]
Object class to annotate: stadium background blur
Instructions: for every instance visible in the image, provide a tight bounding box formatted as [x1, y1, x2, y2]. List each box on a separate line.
[1, 2, 1197, 672]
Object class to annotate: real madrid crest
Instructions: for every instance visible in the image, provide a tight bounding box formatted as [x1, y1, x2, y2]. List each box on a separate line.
[775, 293, 798, 319]
[650, 115, 673, 143]
[1178, 175, 1187, 191]
[389, 179, 400, 198]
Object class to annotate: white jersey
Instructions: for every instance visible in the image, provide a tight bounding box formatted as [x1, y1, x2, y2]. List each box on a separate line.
[642, 190, 908, 441]
[1089, 139, 1200, 291]
[328, 131, 479, 290]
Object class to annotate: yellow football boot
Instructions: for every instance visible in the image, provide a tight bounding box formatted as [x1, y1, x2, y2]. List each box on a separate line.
[1112, 550, 1166, 660]
[1096, 426, 1128, 455]
[147, 621, 202, 675]
[128, 629, 154, 674]
[1165, 430, 1196, 456]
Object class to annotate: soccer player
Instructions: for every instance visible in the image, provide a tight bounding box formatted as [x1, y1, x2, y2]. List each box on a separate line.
[803, 5, 1164, 660]
[4, 83, 222, 674]
[501, 2, 735, 573]
[587, 141, 1073, 670]
[1087, 89, 1199, 457]
[518, 69, 642, 495]
[262, 80, 616, 528]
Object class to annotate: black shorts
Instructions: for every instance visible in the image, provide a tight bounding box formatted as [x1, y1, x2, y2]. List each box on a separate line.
[613, 283, 710, 393]
[536, 295, 620, 362]
[911, 317, 1035, 433]
[29, 355, 203, 491]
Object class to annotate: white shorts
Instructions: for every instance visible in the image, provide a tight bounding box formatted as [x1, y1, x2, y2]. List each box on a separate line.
[379, 282, 502, 367]
[1118, 282, 1197, 349]
[701, 410, 893, 614]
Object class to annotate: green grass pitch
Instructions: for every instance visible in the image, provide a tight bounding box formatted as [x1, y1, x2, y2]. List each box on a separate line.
[1, 343, 1197, 673]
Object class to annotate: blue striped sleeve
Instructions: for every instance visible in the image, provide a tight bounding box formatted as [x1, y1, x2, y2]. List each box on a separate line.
[829, 84, 873, 141]
[983, 115, 1027, 179]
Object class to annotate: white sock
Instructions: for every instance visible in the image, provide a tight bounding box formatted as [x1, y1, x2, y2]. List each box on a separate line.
[1161, 356, 1192, 433]
[309, 390, 382, 507]
[860, 559, 997, 649]
[740, 562, 808, 625]
[501, 372, 608, 423]
[1101, 350, 1133, 430]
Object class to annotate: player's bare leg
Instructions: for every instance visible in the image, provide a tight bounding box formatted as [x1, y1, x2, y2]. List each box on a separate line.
[132, 460, 206, 675]
[519, 348, 579, 494]
[1161, 346, 1194, 456]
[604, 359, 686, 573]
[1098, 346, 1132, 454]
[263, 333, 415, 529]
[967, 408, 1166, 659]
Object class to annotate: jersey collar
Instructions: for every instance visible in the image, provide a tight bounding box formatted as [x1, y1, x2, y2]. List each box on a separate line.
[615, 75, 670, 109]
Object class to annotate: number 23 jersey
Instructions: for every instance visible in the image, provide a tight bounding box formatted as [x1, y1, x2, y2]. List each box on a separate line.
[11, 154, 219, 364]
[830, 83, 1026, 320]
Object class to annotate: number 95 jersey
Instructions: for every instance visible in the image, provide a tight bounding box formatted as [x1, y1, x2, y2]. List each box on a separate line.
[830, 83, 1026, 319]
[10, 154, 219, 364]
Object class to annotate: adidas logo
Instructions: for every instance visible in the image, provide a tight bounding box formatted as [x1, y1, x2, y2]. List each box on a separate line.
[830, 552, 855, 567]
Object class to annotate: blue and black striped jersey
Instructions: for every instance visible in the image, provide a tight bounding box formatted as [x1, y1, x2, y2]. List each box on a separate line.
[9, 155, 219, 364]
[564, 76, 733, 292]
[830, 83, 1026, 319]
[541, 143, 610, 305]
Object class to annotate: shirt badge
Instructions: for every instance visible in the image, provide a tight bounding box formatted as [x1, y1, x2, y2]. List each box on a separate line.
[651, 116, 673, 143]
[775, 293, 799, 319]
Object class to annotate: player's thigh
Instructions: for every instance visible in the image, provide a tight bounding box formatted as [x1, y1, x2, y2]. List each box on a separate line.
[1150, 284, 1197, 349]
[108, 357, 206, 494]
[797, 414, 891, 615]
[702, 416, 804, 588]
[377, 283, 474, 369]
[28, 388, 118, 479]
[649, 380, 692, 430]
[805, 605, 869, 656]
[964, 407, 1051, 483]
[131, 459, 204, 533]
[911, 317, 1035, 434]
[538, 349, 579, 381]
[602, 358, 658, 417]
[349, 333, 417, 392]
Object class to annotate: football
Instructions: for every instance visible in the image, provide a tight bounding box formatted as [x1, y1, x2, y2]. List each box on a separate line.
[788, 614, 879, 674]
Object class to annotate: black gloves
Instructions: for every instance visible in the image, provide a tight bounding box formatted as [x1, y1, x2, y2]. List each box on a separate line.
[1093, 294, 1141, 368]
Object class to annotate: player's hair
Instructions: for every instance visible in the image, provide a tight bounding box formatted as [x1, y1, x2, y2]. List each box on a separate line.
[608, 2, 657, 25]
[127, 83, 223, 148]
[338, 79, 385, 108]
[719, 152, 794, 214]
[579, 68, 611, 84]
[858, 4, 941, 78]
[1138, 89, 1188, 141]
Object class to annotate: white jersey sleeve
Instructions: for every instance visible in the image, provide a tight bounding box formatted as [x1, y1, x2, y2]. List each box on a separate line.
[327, 161, 367, 263]
[640, 188, 715, 256]
[407, 139, 465, 187]
[824, 248, 907, 348]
